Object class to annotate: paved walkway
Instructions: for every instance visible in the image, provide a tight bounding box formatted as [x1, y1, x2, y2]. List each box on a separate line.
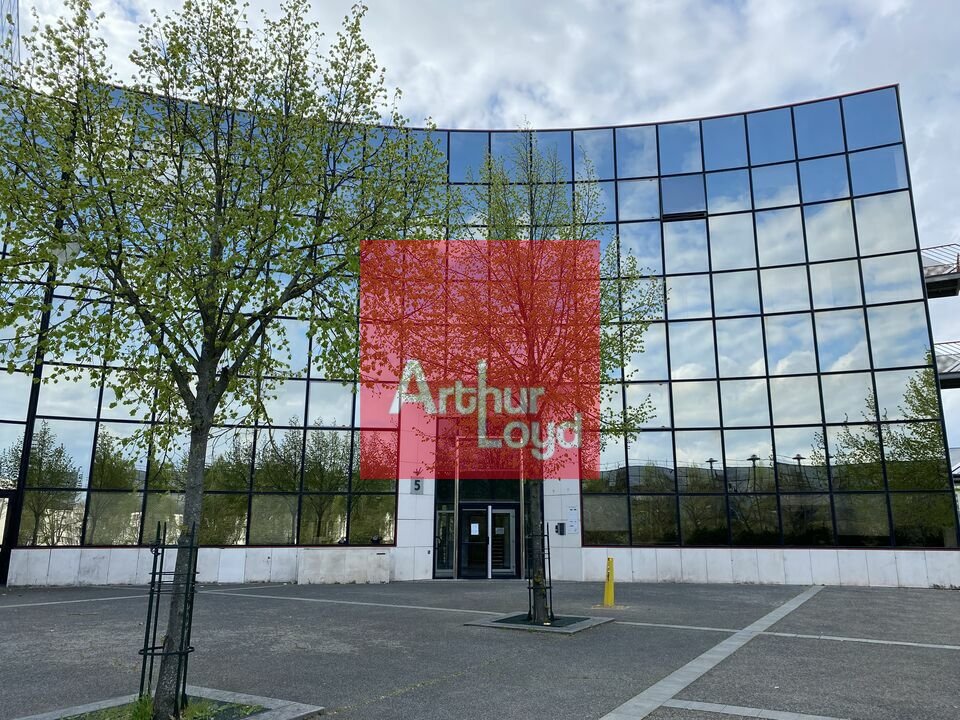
[1, 581, 958, 720]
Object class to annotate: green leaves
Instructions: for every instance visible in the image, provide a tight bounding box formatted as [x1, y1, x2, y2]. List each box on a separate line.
[0, 0, 446, 444]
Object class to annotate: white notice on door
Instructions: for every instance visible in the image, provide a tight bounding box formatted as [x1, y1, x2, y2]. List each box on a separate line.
[567, 505, 580, 534]
[471, 523, 480, 535]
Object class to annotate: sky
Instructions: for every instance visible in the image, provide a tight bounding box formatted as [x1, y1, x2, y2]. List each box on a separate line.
[18, 0, 960, 447]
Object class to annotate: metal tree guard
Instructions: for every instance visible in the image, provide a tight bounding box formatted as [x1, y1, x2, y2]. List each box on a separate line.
[139, 522, 199, 713]
[525, 521, 555, 623]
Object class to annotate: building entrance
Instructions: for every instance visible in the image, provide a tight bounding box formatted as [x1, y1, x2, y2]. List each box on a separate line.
[458, 505, 518, 579]
[434, 478, 524, 579]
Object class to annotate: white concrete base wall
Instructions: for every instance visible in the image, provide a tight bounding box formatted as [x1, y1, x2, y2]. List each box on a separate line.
[556, 547, 960, 589]
[8, 546, 392, 586]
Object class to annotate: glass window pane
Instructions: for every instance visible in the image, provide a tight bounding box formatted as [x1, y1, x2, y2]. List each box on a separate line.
[794, 99, 844, 158]
[717, 317, 765, 377]
[828, 425, 883, 491]
[625, 382, 670, 429]
[709, 213, 756, 270]
[205, 429, 253, 491]
[724, 428, 773, 483]
[834, 493, 889, 546]
[271, 319, 310, 377]
[661, 175, 705, 215]
[803, 200, 856, 262]
[586, 434, 626, 492]
[0, 371, 31, 421]
[861, 253, 923, 304]
[843, 88, 902, 151]
[890, 493, 957, 548]
[658, 122, 702, 175]
[354, 429, 398, 490]
[765, 314, 817, 375]
[261, 379, 307, 426]
[27, 419, 95, 489]
[91, 423, 148, 490]
[752, 163, 799, 209]
[663, 220, 708, 273]
[627, 432, 674, 491]
[615, 126, 658, 178]
[626, 322, 668, 381]
[200, 493, 248, 545]
[799, 156, 849, 203]
[631, 496, 679, 545]
[666, 275, 712, 319]
[253, 427, 303, 492]
[308, 381, 353, 426]
[0, 423, 24, 490]
[144, 492, 184, 541]
[854, 191, 916, 255]
[303, 428, 351, 492]
[84, 484, 143, 545]
[775, 428, 829, 491]
[619, 222, 662, 275]
[18, 489, 84, 546]
[300, 493, 348, 544]
[575, 129, 614, 180]
[875, 368, 935, 421]
[821, 372, 875, 423]
[680, 495, 728, 545]
[668, 321, 716, 379]
[882, 421, 949, 491]
[348, 493, 395, 545]
[756, 208, 805, 266]
[536, 130, 572, 180]
[747, 108, 795, 165]
[810, 260, 862, 308]
[867, 303, 930, 368]
[249, 494, 297, 545]
[780, 494, 833, 545]
[36, 367, 100, 418]
[449, 131, 487, 183]
[617, 179, 659, 221]
[729, 494, 779, 545]
[706, 169, 751, 213]
[675, 430, 724, 493]
[770, 376, 822, 424]
[713, 271, 760, 317]
[702, 115, 747, 171]
[594, 181, 617, 223]
[672, 380, 720, 427]
[720, 379, 770, 427]
[815, 308, 869, 372]
[849, 146, 908, 196]
[760, 266, 810, 313]
[582, 495, 629, 545]
[491, 131, 527, 182]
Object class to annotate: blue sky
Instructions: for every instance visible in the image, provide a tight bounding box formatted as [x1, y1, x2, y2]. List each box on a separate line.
[21, 0, 960, 446]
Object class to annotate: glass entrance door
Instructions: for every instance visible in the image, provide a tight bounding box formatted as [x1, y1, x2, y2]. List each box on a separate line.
[457, 505, 519, 579]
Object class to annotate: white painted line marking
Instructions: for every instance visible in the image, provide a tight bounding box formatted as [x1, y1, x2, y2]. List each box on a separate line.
[663, 698, 849, 720]
[615, 620, 737, 634]
[208, 590, 502, 615]
[0, 593, 145, 610]
[762, 631, 960, 652]
[599, 586, 824, 720]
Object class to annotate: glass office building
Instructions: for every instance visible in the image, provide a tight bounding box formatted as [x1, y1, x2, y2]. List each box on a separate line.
[1, 85, 958, 587]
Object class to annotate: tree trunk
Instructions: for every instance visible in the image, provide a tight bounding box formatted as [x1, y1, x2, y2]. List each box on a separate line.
[527, 480, 549, 624]
[152, 417, 210, 720]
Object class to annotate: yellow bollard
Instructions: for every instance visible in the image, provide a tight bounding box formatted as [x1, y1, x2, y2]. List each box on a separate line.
[603, 557, 615, 607]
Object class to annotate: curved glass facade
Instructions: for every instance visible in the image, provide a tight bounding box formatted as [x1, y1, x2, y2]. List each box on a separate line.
[1, 85, 957, 549]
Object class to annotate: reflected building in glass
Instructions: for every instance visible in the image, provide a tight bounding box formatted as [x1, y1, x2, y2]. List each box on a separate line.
[1, 85, 958, 588]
